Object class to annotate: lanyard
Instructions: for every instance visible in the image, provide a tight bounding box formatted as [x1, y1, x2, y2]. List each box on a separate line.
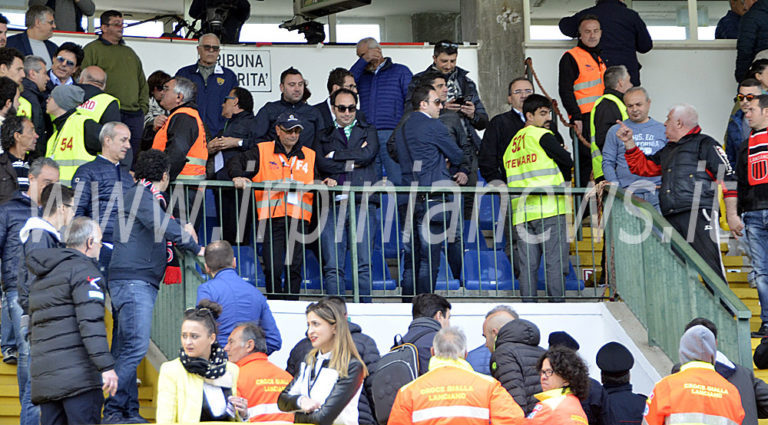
[278, 154, 297, 181]
[307, 359, 327, 395]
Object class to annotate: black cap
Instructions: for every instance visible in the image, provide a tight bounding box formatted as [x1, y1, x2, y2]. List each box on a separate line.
[548, 331, 580, 351]
[596, 342, 634, 373]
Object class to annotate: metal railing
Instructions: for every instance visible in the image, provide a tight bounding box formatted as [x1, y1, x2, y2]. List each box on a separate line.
[605, 186, 752, 367]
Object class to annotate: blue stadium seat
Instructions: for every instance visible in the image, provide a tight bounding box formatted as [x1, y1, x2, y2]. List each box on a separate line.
[477, 194, 501, 230]
[536, 258, 585, 291]
[462, 220, 489, 251]
[435, 252, 461, 291]
[463, 250, 516, 290]
[301, 250, 323, 290]
[231, 245, 265, 287]
[342, 249, 397, 291]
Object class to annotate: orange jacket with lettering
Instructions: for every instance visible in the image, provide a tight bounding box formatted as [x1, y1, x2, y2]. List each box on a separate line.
[152, 106, 208, 179]
[235, 352, 295, 423]
[526, 388, 588, 425]
[251, 141, 315, 222]
[388, 357, 524, 425]
[566, 46, 606, 115]
[642, 361, 744, 425]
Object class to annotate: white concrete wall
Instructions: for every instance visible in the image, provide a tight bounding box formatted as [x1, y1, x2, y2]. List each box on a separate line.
[266, 300, 662, 396]
[524, 41, 737, 143]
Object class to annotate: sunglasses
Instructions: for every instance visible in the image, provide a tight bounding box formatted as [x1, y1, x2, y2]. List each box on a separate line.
[426, 98, 441, 105]
[201, 44, 220, 52]
[512, 89, 534, 95]
[55, 56, 76, 67]
[436, 41, 459, 53]
[279, 126, 302, 135]
[735, 93, 758, 102]
[334, 104, 356, 113]
[224, 96, 236, 100]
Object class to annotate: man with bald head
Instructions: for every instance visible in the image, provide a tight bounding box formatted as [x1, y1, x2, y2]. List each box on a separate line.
[76, 66, 122, 126]
[176, 33, 238, 137]
[482, 306, 546, 415]
[617, 103, 738, 281]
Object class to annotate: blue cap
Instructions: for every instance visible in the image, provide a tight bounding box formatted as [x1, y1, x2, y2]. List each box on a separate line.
[276, 111, 304, 130]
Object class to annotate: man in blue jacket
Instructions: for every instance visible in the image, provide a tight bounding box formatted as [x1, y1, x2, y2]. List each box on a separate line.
[104, 149, 202, 424]
[251, 67, 323, 149]
[736, 0, 768, 81]
[72, 122, 135, 275]
[352, 38, 412, 185]
[315, 88, 379, 299]
[176, 34, 237, 137]
[196, 240, 281, 353]
[6, 5, 57, 68]
[396, 85, 466, 295]
[559, 0, 653, 86]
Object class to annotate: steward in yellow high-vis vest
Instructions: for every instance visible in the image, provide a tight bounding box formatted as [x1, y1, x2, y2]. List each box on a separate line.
[17, 96, 32, 118]
[589, 66, 632, 181]
[76, 67, 123, 125]
[503, 94, 573, 301]
[45, 85, 102, 185]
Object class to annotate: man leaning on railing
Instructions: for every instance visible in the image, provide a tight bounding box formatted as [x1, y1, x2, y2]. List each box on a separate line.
[227, 111, 336, 300]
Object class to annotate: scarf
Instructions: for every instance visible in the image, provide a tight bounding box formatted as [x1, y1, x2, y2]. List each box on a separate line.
[138, 179, 182, 284]
[179, 342, 228, 379]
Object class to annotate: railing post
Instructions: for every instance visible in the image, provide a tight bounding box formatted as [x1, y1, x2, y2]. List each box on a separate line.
[349, 188, 359, 303]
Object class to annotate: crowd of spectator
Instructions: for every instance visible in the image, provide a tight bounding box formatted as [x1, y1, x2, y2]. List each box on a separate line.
[0, 0, 768, 423]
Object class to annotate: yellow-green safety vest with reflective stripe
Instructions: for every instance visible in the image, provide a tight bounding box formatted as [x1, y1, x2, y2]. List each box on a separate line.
[46, 112, 96, 185]
[589, 93, 628, 180]
[76, 92, 120, 123]
[17, 97, 32, 118]
[503, 125, 570, 225]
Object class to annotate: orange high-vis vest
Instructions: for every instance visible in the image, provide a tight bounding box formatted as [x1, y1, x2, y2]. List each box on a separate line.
[152, 106, 208, 180]
[252, 141, 315, 222]
[388, 357, 524, 425]
[235, 353, 294, 424]
[566, 46, 606, 115]
[642, 362, 744, 425]
[527, 388, 588, 425]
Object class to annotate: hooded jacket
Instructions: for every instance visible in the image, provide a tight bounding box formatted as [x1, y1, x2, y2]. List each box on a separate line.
[351, 56, 412, 131]
[715, 351, 768, 425]
[27, 248, 114, 404]
[489, 319, 546, 415]
[18, 216, 63, 314]
[399, 317, 442, 376]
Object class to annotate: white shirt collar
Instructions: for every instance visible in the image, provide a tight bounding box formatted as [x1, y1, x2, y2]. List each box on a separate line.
[49, 69, 73, 86]
[326, 97, 336, 120]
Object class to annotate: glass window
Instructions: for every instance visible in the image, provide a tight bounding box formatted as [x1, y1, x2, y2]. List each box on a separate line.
[336, 24, 380, 43]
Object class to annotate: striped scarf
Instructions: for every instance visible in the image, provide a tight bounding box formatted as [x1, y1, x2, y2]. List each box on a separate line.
[138, 179, 182, 284]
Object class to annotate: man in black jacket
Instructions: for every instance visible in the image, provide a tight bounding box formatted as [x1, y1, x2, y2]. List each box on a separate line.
[28, 217, 118, 425]
[590, 65, 633, 183]
[17, 183, 74, 425]
[104, 149, 202, 423]
[314, 67, 360, 131]
[618, 103, 739, 282]
[285, 296, 380, 425]
[252, 67, 323, 149]
[315, 88, 379, 299]
[20, 55, 50, 154]
[559, 0, 652, 86]
[209, 86, 258, 244]
[398, 294, 451, 376]
[0, 157, 58, 364]
[483, 306, 546, 415]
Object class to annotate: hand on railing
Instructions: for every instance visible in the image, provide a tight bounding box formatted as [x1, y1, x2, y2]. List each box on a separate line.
[323, 177, 338, 187]
[197, 246, 206, 257]
[453, 171, 468, 185]
[232, 177, 251, 189]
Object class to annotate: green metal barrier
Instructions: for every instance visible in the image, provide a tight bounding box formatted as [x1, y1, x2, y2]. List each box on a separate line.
[605, 186, 752, 367]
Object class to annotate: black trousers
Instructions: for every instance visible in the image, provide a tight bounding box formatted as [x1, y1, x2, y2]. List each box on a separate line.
[665, 208, 726, 282]
[260, 217, 305, 299]
[40, 388, 103, 425]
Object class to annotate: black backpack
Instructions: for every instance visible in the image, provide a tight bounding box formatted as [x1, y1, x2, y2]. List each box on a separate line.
[369, 329, 432, 425]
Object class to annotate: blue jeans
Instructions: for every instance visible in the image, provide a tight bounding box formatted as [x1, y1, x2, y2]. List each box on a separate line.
[103, 280, 158, 419]
[744, 210, 768, 323]
[1, 291, 16, 354]
[4, 291, 38, 424]
[375, 129, 399, 185]
[320, 202, 375, 300]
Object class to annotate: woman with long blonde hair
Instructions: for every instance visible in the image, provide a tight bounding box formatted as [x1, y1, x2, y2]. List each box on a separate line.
[278, 299, 368, 425]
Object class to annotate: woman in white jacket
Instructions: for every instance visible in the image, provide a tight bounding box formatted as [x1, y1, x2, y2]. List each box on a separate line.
[278, 299, 368, 425]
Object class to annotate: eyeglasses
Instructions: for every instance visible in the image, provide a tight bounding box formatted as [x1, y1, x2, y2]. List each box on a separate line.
[201, 44, 221, 52]
[334, 104, 356, 113]
[103, 21, 125, 28]
[224, 96, 236, 100]
[540, 368, 555, 377]
[428, 98, 441, 105]
[55, 56, 75, 67]
[512, 89, 534, 95]
[736, 93, 758, 102]
[279, 126, 302, 135]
